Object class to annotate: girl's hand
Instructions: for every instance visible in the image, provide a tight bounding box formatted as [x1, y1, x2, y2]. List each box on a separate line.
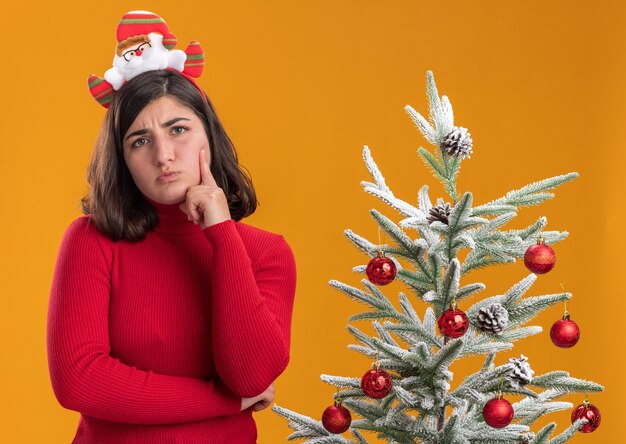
[178, 148, 231, 229]
[241, 383, 275, 412]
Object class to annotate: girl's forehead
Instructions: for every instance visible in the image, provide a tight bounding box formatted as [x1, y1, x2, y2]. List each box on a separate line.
[131, 97, 196, 125]
[140, 96, 190, 114]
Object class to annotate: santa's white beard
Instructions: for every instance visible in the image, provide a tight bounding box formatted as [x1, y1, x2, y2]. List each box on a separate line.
[113, 46, 170, 81]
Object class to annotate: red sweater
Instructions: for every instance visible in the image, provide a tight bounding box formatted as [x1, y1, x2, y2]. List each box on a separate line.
[46, 197, 297, 443]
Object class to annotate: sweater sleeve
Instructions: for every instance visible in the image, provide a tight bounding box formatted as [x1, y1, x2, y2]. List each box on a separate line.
[46, 217, 242, 425]
[202, 220, 297, 398]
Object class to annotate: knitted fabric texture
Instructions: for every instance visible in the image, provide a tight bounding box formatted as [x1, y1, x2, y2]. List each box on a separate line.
[47, 198, 297, 443]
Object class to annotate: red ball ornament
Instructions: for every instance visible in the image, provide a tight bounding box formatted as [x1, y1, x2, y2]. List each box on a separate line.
[366, 252, 397, 285]
[438, 304, 469, 339]
[483, 396, 514, 428]
[550, 312, 580, 348]
[524, 236, 556, 274]
[361, 364, 393, 399]
[322, 400, 352, 434]
[571, 400, 601, 433]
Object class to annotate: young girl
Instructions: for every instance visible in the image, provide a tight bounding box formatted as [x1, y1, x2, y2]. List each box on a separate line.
[46, 12, 296, 444]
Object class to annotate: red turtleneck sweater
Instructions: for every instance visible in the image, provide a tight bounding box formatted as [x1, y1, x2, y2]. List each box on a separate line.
[46, 197, 297, 443]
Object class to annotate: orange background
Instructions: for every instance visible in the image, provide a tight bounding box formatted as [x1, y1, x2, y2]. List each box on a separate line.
[0, 1, 623, 442]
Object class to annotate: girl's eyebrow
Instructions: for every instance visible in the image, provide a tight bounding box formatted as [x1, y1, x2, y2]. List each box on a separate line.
[125, 117, 191, 141]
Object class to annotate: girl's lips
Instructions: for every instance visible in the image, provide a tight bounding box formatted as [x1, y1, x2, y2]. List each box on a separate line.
[158, 172, 180, 182]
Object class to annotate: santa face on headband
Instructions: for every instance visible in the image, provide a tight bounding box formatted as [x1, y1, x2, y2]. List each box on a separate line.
[104, 32, 187, 90]
[87, 10, 206, 108]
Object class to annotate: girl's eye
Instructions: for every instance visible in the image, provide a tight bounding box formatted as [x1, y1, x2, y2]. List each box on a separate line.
[131, 138, 148, 148]
[172, 126, 188, 135]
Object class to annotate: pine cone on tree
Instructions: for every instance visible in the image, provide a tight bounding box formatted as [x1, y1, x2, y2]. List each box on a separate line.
[427, 199, 452, 225]
[476, 303, 509, 334]
[441, 126, 473, 159]
[508, 355, 535, 387]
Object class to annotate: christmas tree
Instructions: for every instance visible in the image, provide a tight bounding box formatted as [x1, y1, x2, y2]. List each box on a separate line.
[272, 71, 604, 443]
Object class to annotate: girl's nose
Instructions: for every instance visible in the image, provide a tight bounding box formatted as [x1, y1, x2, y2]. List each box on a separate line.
[153, 136, 175, 165]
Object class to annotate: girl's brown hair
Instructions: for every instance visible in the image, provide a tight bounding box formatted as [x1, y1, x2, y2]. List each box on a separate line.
[80, 69, 257, 242]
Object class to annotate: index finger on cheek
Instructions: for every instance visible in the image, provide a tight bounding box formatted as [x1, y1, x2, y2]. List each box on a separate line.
[199, 149, 209, 185]
[200, 149, 218, 187]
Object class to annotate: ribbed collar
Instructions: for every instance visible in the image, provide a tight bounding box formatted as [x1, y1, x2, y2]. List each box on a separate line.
[142, 194, 203, 235]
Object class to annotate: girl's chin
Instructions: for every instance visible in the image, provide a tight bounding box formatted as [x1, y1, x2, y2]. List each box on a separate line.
[144, 187, 187, 205]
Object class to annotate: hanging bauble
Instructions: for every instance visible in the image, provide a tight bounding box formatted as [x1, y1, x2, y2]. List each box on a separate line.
[550, 312, 580, 348]
[438, 303, 469, 339]
[483, 395, 514, 428]
[571, 399, 601, 433]
[360, 362, 393, 399]
[524, 236, 556, 274]
[322, 399, 352, 434]
[366, 251, 397, 285]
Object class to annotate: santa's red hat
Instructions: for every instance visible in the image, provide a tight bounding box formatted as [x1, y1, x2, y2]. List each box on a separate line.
[87, 10, 206, 108]
[116, 10, 177, 51]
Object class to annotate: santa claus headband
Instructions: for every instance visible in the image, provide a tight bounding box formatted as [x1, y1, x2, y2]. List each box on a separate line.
[87, 10, 206, 108]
